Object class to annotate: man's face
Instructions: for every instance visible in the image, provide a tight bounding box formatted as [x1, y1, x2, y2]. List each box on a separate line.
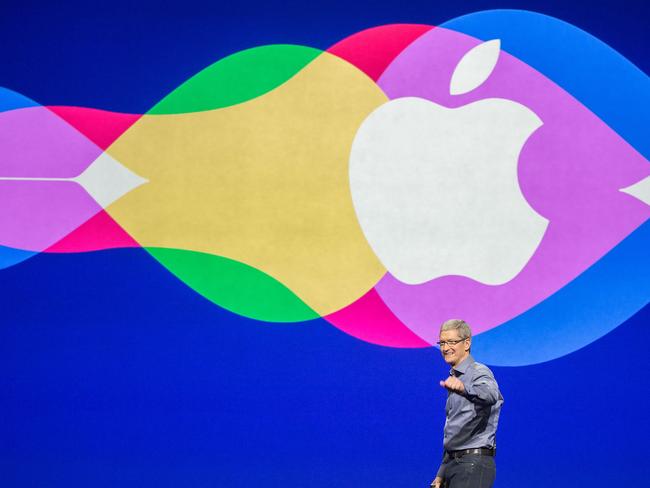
[439, 329, 471, 367]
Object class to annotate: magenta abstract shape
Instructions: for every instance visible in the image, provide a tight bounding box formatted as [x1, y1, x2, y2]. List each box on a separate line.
[325, 288, 429, 348]
[0, 106, 112, 252]
[0, 181, 102, 252]
[0, 103, 146, 255]
[45, 210, 140, 253]
[367, 27, 649, 342]
[48, 106, 142, 151]
[0, 106, 103, 178]
[327, 24, 433, 82]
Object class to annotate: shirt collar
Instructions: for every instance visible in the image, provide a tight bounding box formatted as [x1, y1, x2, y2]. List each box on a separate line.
[451, 354, 475, 375]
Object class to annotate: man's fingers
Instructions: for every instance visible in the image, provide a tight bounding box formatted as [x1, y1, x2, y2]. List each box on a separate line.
[440, 378, 464, 393]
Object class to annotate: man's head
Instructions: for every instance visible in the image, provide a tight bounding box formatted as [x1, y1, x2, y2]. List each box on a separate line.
[438, 319, 472, 367]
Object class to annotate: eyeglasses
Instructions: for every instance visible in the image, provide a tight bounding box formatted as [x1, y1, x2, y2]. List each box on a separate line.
[436, 339, 467, 347]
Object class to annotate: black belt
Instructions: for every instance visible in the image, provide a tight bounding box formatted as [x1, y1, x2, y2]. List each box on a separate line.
[448, 448, 496, 459]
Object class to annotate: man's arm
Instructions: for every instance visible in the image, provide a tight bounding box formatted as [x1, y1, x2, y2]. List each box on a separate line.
[431, 459, 446, 488]
[461, 365, 501, 406]
[440, 365, 501, 405]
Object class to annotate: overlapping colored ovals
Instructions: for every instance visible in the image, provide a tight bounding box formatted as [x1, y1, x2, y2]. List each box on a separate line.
[1, 44, 389, 322]
[347, 17, 649, 358]
[1, 11, 648, 365]
[326, 13, 649, 364]
[105, 47, 387, 319]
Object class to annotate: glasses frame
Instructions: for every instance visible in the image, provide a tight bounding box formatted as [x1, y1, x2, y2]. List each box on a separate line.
[436, 338, 469, 347]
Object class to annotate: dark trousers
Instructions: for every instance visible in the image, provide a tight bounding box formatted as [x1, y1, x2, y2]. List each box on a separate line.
[444, 454, 496, 488]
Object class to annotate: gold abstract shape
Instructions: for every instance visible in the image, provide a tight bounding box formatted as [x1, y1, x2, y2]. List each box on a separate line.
[105, 52, 388, 315]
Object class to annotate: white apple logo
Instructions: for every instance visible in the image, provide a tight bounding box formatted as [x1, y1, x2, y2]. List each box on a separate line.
[349, 39, 549, 285]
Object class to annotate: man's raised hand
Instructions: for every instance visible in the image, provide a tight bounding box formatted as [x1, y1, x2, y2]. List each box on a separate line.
[439, 376, 465, 394]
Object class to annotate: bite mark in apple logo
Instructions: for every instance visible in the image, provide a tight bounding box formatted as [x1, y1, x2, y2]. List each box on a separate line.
[350, 39, 549, 285]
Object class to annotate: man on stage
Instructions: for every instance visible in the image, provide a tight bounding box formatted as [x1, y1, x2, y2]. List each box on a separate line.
[431, 319, 504, 488]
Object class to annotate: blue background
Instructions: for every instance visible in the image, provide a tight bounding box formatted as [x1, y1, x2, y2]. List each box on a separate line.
[2, 1, 648, 486]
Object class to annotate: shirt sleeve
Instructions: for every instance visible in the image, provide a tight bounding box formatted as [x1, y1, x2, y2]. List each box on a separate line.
[460, 364, 502, 406]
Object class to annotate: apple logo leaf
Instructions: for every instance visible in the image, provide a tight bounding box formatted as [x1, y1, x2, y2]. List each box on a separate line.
[450, 39, 501, 96]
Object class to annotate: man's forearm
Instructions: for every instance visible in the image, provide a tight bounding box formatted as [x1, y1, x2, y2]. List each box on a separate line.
[461, 372, 500, 405]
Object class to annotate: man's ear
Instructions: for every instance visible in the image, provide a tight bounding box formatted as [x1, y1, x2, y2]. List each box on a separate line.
[465, 339, 471, 352]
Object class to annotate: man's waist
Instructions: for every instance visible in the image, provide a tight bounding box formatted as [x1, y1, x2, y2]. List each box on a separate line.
[446, 447, 496, 459]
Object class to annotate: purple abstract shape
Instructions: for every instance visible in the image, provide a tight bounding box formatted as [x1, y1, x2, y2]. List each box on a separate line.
[0, 181, 102, 252]
[0, 105, 108, 253]
[0, 106, 102, 178]
[373, 27, 650, 342]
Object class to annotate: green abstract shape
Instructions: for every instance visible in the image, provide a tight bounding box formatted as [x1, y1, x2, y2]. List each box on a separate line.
[149, 44, 322, 114]
[147, 247, 318, 322]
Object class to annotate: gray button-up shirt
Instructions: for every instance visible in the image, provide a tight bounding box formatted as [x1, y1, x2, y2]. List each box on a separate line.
[436, 355, 503, 478]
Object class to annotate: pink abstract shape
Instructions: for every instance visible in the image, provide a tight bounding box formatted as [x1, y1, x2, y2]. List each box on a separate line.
[0, 105, 142, 254]
[327, 24, 433, 82]
[364, 27, 650, 343]
[0, 106, 102, 177]
[325, 288, 430, 348]
[48, 106, 142, 150]
[0, 106, 116, 252]
[46, 210, 140, 253]
[0, 181, 102, 252]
